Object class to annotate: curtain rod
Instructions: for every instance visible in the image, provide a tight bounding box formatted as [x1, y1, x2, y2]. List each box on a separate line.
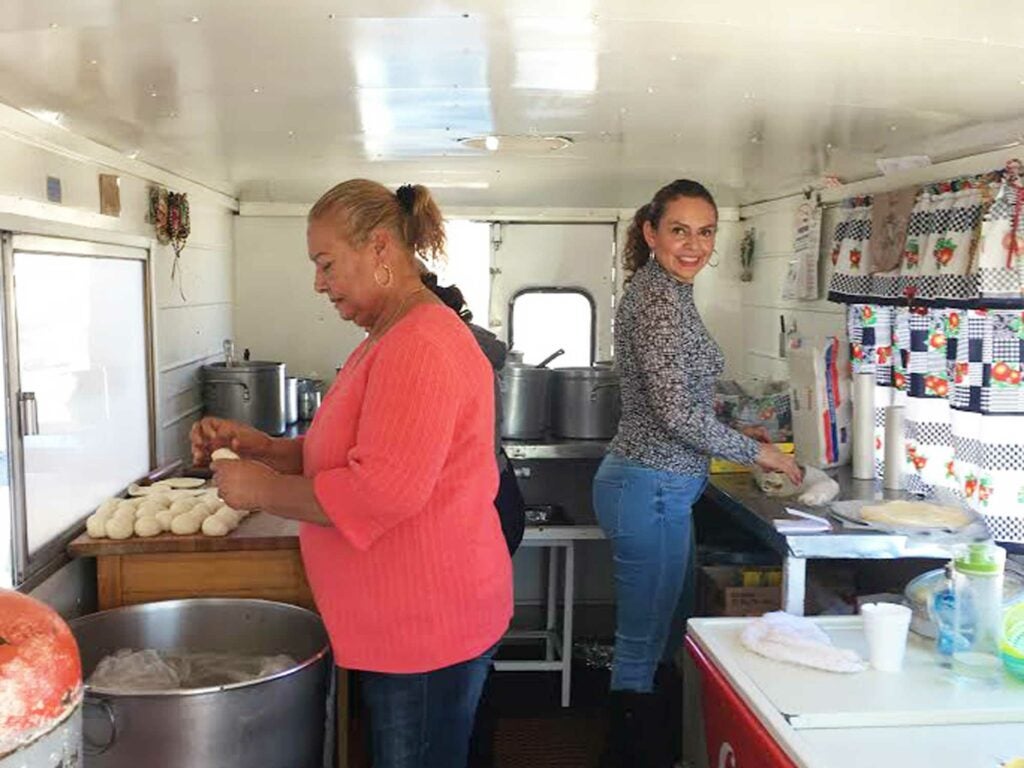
[742, 140, 1024, 211]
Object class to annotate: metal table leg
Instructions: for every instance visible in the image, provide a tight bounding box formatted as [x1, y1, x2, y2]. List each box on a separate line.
[782, 556, 807, 615]
[546, 544, 559, 661]
[560, 541, 575, 708]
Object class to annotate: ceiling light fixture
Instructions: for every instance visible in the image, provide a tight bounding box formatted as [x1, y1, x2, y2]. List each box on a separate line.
[189, 15, 200, 23]
[459, 134, 574, 153]
[252, 87, 262, 94]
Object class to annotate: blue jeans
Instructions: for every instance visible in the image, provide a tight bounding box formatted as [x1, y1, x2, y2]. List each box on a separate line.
[360, 643, 498, 768]
[593, 453, 706, 692]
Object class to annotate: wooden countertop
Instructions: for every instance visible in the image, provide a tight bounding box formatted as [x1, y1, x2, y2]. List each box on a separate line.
[68, 512, 300, 557]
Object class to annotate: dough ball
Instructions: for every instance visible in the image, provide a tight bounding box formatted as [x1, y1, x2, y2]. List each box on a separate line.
[201, 515, 230, 537]
[169, 498, 198, 516]
[146, 493, 174, 507]
[191, 503, 215, 519]
[170, 512, 202, 536]
[155, 509, 176, 532]
[97, 498, 121, 516]
[215, 506, 242, 526]
[86, 514, 108, 538]
[134, 516, 162, 537]
[136, 500, 165, 517]
[211, 447, 240, 461]
[202, 490, 222, 505]
[113, 506, 136, 522]
[105, 517, 134, 540]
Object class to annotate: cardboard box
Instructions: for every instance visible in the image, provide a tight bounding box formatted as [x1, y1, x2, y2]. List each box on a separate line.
[699, 566, 782, 617]
[709, 442, 794, 474]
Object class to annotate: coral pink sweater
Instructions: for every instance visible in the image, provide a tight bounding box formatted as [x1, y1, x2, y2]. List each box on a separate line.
[299, 303, 513, 673]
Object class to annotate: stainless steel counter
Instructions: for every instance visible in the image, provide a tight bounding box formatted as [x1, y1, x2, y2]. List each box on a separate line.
[705, 467, 973, 615]
[502, 439, 609, 460]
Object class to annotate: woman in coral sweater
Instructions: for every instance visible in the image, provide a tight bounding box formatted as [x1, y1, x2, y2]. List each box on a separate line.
[190, 179, 513, 768]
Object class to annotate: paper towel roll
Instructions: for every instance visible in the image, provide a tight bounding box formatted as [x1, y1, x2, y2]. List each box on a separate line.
[883, 405, 906, 490]
[852, 373, 875, 479]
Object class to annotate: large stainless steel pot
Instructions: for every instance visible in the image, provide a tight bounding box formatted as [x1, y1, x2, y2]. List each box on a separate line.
[551, 366, 621, 439]
[201, 361, 286, 435]
[285, 376, 299, 425]
[500, 364, 552, 439]
[70, 599, 331, 768]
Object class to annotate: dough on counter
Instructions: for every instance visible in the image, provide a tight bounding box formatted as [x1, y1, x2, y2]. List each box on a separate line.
[97, 498, 121, 516]
[112, 506, 137, 522]
[169, 498, 198, 516]
[201, 515, 231, 537]
[211, 447, 240, 461]
[155, 509, 177, 532]
[163, 477, 206, 489]
[106, 517, 134, 539]
[136, 500, 166, 517]
[170, 512, 202, 535]
[146, 493, 174, 507]
[192, 504, 214, 519]
[860, 500, 973, 530]
[215, 506, 242, 526]
[86, 513, 108, 538]
[134, 517, 162, 537]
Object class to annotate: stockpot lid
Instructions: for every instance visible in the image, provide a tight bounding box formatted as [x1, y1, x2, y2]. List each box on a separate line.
[202, 361, 285, 374]
[552, 366, 619, 381]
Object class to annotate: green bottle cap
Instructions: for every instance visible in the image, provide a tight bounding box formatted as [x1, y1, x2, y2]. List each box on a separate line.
[954, 542, 1006, 576]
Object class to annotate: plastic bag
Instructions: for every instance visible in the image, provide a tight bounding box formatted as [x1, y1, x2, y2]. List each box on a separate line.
[715, 380, 792, 442]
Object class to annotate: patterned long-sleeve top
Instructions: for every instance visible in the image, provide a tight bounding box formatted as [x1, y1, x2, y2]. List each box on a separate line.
[609, 258, 760, 475]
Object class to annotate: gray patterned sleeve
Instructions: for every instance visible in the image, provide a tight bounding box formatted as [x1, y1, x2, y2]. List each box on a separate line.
[633, 300, 761, 465]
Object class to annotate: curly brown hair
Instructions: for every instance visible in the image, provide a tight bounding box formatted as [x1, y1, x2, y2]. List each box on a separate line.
[623, 179, 718, 278]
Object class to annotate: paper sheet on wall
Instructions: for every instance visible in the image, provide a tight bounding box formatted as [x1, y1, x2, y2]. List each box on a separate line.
[784, 201, 823, 301]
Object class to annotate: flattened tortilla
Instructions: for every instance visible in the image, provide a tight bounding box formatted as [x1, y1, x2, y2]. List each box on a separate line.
[859, 500, 972, 530]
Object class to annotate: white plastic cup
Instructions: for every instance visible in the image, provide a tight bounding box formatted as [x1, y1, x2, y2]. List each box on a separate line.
[861, 602, 912, 672]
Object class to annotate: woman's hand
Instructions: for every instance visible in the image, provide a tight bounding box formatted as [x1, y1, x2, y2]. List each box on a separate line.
[740, 425, 773, 443]
[190, 417, 273, 467]
[211, 459, 278, 510]
[755, 444, 804, 487]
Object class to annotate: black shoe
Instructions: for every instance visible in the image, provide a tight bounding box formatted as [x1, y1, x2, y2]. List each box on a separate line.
[599, 690, 672, 768]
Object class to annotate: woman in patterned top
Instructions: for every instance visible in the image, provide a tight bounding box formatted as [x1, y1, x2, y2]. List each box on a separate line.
[594, 179, 801, 767]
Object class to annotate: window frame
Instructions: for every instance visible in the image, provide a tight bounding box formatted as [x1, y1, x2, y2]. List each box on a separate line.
[507, 286, 597, 366]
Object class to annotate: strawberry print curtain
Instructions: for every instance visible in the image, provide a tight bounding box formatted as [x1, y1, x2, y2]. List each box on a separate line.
[828, 176, 1003, 305]
[848, 303, 1024, 544]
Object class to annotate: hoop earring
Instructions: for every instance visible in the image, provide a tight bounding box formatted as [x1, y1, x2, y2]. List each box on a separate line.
[373, 263, 393, 287]
[708, 250, 720, 268]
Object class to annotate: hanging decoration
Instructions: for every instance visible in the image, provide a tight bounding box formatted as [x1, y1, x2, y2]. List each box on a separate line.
[148, 186, 191, 300]
[739, 228, 755, 282]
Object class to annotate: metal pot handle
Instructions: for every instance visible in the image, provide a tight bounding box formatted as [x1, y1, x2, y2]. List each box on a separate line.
[83, 696, 117, 756]
[204, 379, 251, 402]
[589, 383, 619, 402]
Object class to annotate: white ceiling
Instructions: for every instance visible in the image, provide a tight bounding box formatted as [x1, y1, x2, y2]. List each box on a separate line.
[2, 0, 1024, 207]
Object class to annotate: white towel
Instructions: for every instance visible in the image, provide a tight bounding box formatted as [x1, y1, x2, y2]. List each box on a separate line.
[796, 465, 841, 505]
[740, 611, 867, 673]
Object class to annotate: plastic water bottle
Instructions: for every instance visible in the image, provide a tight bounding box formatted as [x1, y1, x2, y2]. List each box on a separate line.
[932, 562, 957, 667]
[951, 542, 1006, 681]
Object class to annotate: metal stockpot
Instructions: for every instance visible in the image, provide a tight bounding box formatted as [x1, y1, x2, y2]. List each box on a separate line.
[201, 361, 286, 435]
[285, 376, 299, 425]
[70, 599, 331, 768]
[499, 364, 552, 439]
[551, 366, 621, 439]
